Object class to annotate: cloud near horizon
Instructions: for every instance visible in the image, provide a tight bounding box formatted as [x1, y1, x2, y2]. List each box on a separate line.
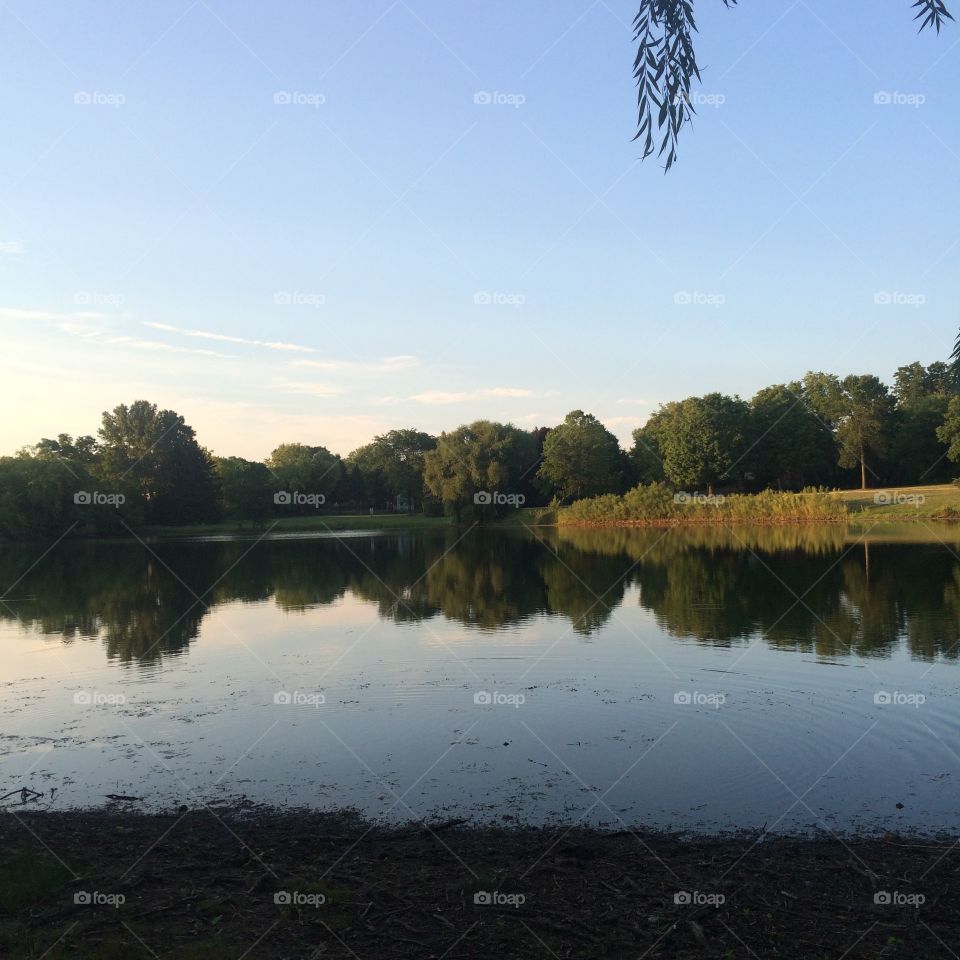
[291, 356, 418, 374]
[410, 387, 534, 404]
[59, 321, 234, 358]
[143, 321, 317, 353]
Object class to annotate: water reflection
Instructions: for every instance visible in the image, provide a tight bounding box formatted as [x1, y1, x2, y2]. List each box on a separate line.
[1, 525, 959, 663]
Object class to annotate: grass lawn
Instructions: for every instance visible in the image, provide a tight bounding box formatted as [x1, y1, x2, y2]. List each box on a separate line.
[834, 483, 960, 519]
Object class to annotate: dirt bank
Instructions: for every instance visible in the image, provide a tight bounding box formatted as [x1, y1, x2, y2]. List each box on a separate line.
[2, 806, 957, 958]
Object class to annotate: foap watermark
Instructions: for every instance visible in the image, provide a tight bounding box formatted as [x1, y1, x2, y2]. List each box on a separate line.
[674, 290, 725, 308]
[675, 90, 726, 108]
[274, 491, 326, 508]
[74, 291, 125, 307]
[874, 91, 926, 107]
[0, 240, 23, 255]
[274, 291, 325, 307]
[474, 890, 526, 908]
[473, 290, 525, 307]
[473, 91, 526, 108]
[474, 491, 525, 507]
[74, 891, 125, 908]
[474, 690, 525, 708]
[674, 690, 726, 709]
[874, 890, 925, 908]
[74, 491, 125, 507]
[874, 490, 925, 506]
[73, 90, 125, 108]
[874, 690, 925, 708]
[273, 90, 326, 107]
[274, 690, 326, 708]
[674, 890, 725, 907]
[874, 291, 926, 308]
[274, 891, 326, 907]
[74, 690, 126, 707]
[674, 492, 725, 507]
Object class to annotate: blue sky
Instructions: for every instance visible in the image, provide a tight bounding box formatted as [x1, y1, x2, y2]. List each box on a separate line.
[2, 0, 959, 458]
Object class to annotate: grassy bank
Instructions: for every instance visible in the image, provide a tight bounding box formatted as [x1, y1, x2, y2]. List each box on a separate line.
[559, 483, 848, 526]
[557, 482, 960, 527]
[1, 808, 955, 959]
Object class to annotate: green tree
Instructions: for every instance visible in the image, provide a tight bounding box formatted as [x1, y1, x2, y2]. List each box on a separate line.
[266, 443, 342, 511]
[890, 398, 951, 484]
[537, 410, 627, 503]
[346, 429, 436, 511]
[746, 384, 836, 489]
[801, 372, 846, 429]
[894, 361, 956, 407]
[215, 457, 273, 526]
[835, 375, 894, 490]
[644, 393, 749, 495]
[629, 422, 667, 485]
[34, 433, 99, 467]
[890, 362, 953, 484]
[936, 396, 960, 463]
[423, 421, 537, 520]
[98, 400, 218, 524]
[0, 455, 93, 539]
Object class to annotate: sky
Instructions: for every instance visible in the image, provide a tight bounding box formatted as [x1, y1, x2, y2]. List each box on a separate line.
[2, 0, 959, 459]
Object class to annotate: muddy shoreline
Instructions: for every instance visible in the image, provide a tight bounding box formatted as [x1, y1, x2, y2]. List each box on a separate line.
[2, 805, 957, 958]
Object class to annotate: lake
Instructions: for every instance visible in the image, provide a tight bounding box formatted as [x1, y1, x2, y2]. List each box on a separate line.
[2, 524, 959, 833]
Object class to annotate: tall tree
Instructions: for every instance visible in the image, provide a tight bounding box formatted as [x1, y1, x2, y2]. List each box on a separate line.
[423, 421, 537, 520]
[644, 393, 749, 495]
[98, 400, 218, 524]
[890, 362, 953, 484]
[835, 375, 894, 490]
[801, 372, 846, 429]
[214, 457, 273, 526]
[347, 429, 437, 511]
[936, 396, 960, 464]
[538, 410, 627, 503]
[629, 422, 667, 485]
[266, 443, 342, 511]
[746, 384, 836, 489]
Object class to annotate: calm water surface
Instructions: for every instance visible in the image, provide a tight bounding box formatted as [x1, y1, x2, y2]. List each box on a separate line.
[2, 524, 960, 832]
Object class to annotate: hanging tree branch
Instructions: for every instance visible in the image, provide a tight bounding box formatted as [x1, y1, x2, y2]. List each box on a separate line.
[635, 0, 954, 172]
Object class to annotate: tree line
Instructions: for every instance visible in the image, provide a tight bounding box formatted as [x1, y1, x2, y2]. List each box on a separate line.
[3, 359, 960, 538]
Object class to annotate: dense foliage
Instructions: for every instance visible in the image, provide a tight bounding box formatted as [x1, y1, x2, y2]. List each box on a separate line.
[1, 356, 959, 539]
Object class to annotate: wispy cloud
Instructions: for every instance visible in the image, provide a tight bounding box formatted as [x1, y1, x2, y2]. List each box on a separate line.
[409, 390, 473, 404]
[292, 355, 418, 374]
[482, 387, 532, 398]
[59, 322, 235, 358]
[410, 387, 534, 404]
[280, 380, 347, 399]
[0, 307, 110, 322]
[144, 321, 317, 353]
